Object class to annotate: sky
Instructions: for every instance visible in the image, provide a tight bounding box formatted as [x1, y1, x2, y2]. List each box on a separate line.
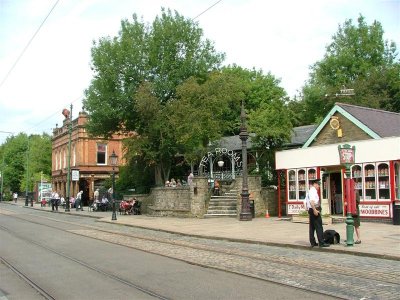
[0, 0, 399, 144]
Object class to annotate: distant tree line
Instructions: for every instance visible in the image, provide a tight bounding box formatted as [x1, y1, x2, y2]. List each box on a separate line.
[0, 133, 51, 200]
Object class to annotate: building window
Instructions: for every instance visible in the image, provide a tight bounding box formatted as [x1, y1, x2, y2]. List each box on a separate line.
[72, 144, 76, 166]
[55, 151, 58, 170]
[97, 144, 107, 165]
[59, 151, 62, 170]
[63, 149, 66, 169]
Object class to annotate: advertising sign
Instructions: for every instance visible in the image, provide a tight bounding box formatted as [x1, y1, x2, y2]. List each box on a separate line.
[359, 204, 390, 217]
[72, 170, 80, 181]
[38, 182, 52, 202]
[288, 203, 306, 215]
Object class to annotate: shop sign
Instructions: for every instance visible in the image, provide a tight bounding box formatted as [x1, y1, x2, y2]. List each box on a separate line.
[199, 147, 242, 168]
[71, 170, 80, 181]
[38, 182, 52, 201]
[288, 203, 305, 215]
[360, 204, 390, 217]
[338, 144, 355, 165]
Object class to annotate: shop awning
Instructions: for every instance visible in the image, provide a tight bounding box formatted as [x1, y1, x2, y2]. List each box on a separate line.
[276, 136, 400, 170]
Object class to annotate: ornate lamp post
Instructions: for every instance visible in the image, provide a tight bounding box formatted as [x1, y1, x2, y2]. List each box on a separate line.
[109, 150, 118, 221]
[65, 104, 73, 212]
[338, 144, 356, 246]
[239, 101, 252, 221]
[25, 138, 30, 206]
[0, 170, 3, 202]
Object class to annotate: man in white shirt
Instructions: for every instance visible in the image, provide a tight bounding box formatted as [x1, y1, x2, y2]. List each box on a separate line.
[76, 191, 83, 211]
[306, 179, 329, 248]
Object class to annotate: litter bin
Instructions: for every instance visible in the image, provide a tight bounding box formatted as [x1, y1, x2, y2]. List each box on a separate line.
[249, 200, 255, 218]
[393, 201, 400, 225]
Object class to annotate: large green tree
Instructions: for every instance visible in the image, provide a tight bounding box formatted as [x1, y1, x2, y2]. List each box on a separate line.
[293, 15, 399, 124]
[83, 9, 224, 185]
[172, 65, 292, 185]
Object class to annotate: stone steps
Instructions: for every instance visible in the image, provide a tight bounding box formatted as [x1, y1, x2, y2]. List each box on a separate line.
[204, 189, 238, 218]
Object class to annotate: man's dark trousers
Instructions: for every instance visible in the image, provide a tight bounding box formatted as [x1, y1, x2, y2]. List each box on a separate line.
[308, 208, 324, 245]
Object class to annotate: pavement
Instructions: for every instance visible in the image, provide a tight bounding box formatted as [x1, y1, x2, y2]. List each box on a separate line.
[4, 201, 400, 260]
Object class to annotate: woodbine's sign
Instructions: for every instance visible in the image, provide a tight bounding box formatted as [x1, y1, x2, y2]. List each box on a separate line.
[288, 203, 391, 217]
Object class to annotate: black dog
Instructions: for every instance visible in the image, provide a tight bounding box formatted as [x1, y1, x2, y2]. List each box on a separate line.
[323, 229, 340, 244]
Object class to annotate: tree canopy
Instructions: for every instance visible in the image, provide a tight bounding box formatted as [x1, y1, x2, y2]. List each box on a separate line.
[83, 9, 226, 185]
[291, 15, 399, 125]
[83, 8, 224, 137]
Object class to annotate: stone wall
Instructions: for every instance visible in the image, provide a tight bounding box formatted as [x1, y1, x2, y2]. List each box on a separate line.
[235, 175, 265, 217]
[123, 194, 151, 214]
[311, 112, 371, 146]
[125, 175, 281, 219]
[147, 186, 191, 217]
[190, 177, 209, 217]
[261, 187, 278, 216]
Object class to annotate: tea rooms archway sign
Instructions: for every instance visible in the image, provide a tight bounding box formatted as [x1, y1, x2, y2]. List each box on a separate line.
[199, 147, 242, 179]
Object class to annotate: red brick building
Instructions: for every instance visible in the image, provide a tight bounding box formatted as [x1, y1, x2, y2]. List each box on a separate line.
[52, 110, 128, 205]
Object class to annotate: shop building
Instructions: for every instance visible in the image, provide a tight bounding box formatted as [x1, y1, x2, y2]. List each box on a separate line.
[276, 103, 400, 221]
[52, 110, 128, 205]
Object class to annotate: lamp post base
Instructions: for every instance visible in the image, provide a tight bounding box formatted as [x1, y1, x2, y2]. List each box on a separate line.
[65, 198, 70, 212]
[239, 212, 252, 221]
[345, 212, 354, 246]
[111, 200, 117, 221]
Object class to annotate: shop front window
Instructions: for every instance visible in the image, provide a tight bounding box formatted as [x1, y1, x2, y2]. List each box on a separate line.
[377, 163, 390, 200]
[364, 164, 376, 200]
[298, 169, 306, 200]
[351, 165, 363, 198]
[288, 170, 296, 200]
[395, 162, 400, 200]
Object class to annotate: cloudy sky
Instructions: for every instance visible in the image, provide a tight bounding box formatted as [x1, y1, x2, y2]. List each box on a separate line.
[0, 0, 399, 144]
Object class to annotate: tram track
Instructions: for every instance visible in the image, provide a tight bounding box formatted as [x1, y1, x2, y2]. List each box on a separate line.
[5, 210, 398, 284]
[0, 222, 170, 300]
[1, 256, 56, 300]
[1, 208, 399, 300]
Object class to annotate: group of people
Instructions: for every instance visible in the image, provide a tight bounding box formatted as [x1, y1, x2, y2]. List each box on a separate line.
[92, 195, 109, 211]
[165, 178, 183, 187]
[164, 172, 194, 188]
[306, 179, 361, 248]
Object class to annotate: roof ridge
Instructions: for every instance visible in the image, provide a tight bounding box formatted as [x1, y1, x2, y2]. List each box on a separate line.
[336, 102, 400, 116]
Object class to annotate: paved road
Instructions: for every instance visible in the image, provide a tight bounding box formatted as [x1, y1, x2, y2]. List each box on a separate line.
[0, 205, 336, 300]
[2, 204, 399, 299]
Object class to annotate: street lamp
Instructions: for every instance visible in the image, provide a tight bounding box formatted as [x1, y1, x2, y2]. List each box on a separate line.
[338, 144, 356, 246]
[109, 150, 118, 221]
[217, 159, 224, 180]
[25, 137, 30, 206]
[0, 170, 3, 202]
[239, 101, 252, 221]
[65, 104, 73, 212]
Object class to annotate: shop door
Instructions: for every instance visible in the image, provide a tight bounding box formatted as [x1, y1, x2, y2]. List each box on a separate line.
[79, 179, 90, 206]
[329, 172, 343, 215]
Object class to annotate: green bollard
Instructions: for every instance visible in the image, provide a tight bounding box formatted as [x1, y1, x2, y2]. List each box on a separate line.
[345, 212, 354, 246]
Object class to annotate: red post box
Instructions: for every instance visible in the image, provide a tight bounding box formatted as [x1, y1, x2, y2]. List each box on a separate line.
[344, 178, 356, 216]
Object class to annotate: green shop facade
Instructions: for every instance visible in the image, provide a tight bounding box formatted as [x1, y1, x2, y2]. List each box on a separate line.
[275, 103, 400, 221]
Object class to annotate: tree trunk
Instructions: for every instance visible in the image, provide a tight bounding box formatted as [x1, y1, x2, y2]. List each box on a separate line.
[155, 165, 163, 186]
